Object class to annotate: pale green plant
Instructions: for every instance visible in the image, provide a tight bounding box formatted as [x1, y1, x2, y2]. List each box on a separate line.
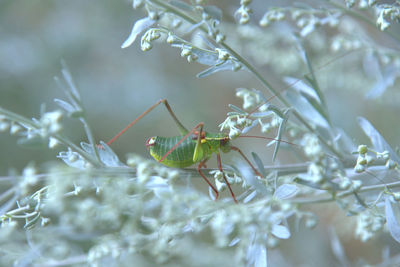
[1, 0, 400, 266]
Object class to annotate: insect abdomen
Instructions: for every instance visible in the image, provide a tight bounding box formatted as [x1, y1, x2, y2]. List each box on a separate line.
[149, 136, 198, 168]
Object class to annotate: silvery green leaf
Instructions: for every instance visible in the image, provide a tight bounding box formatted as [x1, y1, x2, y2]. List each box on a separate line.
[57, 150, 86, 169]
[285, 76, 330, 126]
[54, 98, 75, 113]
[246, 239, 267, 267]
[229, 104, 246, 114]
[293, 177, 323, 190]
[170, 0, 194, 11]
[24, 212, 40, 229]
[251, 152, 266, 177]
[241, 119, 258, 134]
[189, 47, 219, 65]
[243, 190, 257, 203]
[61, 61, 81, 101]
[274, 184, 298, 199]
[358, 117, 400, 162]
[284, 77, 320, 103]
[272, 109, 289, 161]
[81, 141, 125, 167]
[238, 163, 268, 195]
[366, 66, 399, 99]
[208, 187, 217, 200]
[362, 52, 381, 80]
[185, 21, 204, 33]
[334, 128, 357, 153]
[271, 224, 290, 239]
[254, 245, 267, 267]
[385, 197, 400, 243]
[285, 88, 329, 128]
[251, 111, 273, 118]
[329, 228, 349, 266]
[121, 17, 156, 48]
[197, 60, 236, 78]
[229, 237, 241, 247]
[203, 6, 223, 21]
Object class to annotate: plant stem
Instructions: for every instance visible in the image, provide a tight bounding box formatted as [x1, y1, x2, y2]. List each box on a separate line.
[149, 0, 343, 158]
[292, 180, 400, 204]
[0, 107, 100, 167]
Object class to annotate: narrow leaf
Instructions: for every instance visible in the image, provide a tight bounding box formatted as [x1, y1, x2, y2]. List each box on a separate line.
[170, 0, 194, 11]
[299, 90, 330, 126]
[54, 98, 75, 113]
[284, 77, 320, 104]
[61, 61, 81, 101]
[121, 17, 155, 49]
[329, 228, 349, 266]
[196, 60, 235, 78]
[188, 47, 219, 65]
[251, 152, 266, 177]
[241, 119, 259, 134]
[229, 104, 246, 114]
[274, 184, 298, 199]
[243, 190, 257, 203]
[285, 88, 329, 128]
[272, 109, 289, 162]
[385, 197, 400, 243]
[271, 224, 291, 239]
[366, 65, 399, 99]
[81, 141, 124, 167]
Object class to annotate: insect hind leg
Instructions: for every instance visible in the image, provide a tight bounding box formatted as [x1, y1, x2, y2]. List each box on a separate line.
[197, 159, 219, 201]
[217, 153, 238, 203]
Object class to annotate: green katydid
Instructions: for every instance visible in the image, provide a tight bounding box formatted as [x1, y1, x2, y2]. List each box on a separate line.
[103, 52, 355, 202]
[104, 99, 294, 203]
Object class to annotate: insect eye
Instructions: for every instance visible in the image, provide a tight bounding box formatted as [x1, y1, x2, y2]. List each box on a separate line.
[145, 137, 156, 147]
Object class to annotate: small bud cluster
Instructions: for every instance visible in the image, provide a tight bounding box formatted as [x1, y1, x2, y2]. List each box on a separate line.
[376, 5, 399, 31]
[0, 114, 10, 132]
[210, 170, 243, 192]
[219, 114, 252, 140]
[179, 44, 198, 63]
[235, 88, 263, 110]
[19, 164, 40, 195]
[258, 114, 282, 134]
[1, 109, 64, 149]
[39, 110, 63, 137]
[127, 153, 180, 182]
[345, 0, 377, 9]
[355, 210, 385, 242]
[213, 47, 241, 69]
[259, 8, 285, 27]
[330, 36, 362, 52]
[303, 133, 323, 160]
[354, 145, 398, 173]
[141, 28, 162, 51]
[235, 0, 252, 25]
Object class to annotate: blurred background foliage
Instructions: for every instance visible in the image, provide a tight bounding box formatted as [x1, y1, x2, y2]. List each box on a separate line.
[2, 0, 399, 175]
[1, 0, 400, 265]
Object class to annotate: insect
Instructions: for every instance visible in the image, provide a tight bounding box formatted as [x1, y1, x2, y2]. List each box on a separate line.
[105, 99, 273, 203]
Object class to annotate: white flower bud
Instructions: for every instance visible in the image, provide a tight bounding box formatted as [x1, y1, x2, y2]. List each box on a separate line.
[229, 127, 241, 140]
